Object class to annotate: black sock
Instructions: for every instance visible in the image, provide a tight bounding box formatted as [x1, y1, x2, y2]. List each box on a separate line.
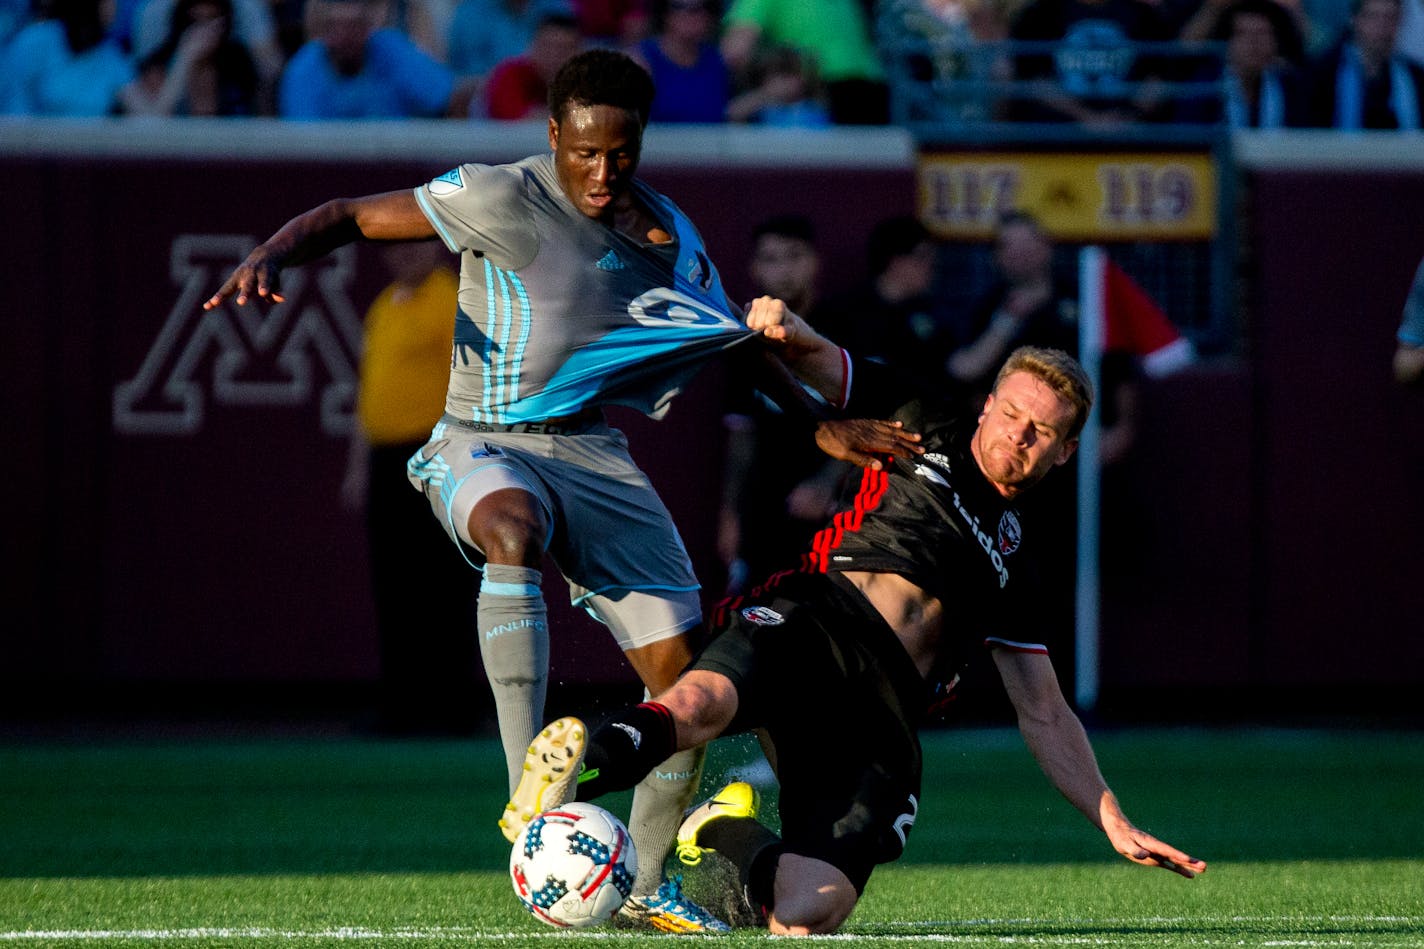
[699, 816, 784, 916]
[575, 702, 677, 801]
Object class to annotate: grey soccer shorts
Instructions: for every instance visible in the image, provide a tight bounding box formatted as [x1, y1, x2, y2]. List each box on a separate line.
[406, 419, 701, 650]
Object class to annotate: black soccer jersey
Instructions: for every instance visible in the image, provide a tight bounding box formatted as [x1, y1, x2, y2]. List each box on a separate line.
[801, 357, 1053, 675]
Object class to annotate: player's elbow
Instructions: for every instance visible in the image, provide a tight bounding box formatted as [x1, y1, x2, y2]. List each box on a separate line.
[1014, 692, 1074, 737]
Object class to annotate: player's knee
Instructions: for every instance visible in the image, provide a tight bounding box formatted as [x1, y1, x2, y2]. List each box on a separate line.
[468, 493, 546, 564]
[656, 671, 737, 748]
[767, 854, 859, 935]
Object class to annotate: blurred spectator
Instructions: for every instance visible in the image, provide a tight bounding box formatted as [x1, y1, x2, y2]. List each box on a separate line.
[394, 0, 457, 62]
[818, 215, 952, 393]
[1300, 0, 1353, 52]
[718, 214, 846, 593]
[278, 0, 456, 118]
[446, 0, 570, 85]
[631, 0, 730, 123]
[1007, 0, 1175, 125]
[1176, 0, 1309, 126]
[1395, 254, 1424, 384]
[118, 0, 263, 115]
[725, 42, 832, 125]
[342, 241, 482, 736]
[1, 0, 32, 47]
[1180, 0, 1311, 53]
[948, 212, 1145, 464]
[721, 0, 890, 124]
[908, 0, 1018, 122]
[130, 0, 282, 87]
[480, 11, 581, 118]
[1, 0, 134, 115]
[1399, 0, 1424, 66]
[1305, 0, 1423, 127]
[570, 0, 647, 45]
[948, 211, 1078, 397]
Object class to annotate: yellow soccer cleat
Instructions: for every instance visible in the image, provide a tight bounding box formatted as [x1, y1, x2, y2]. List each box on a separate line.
[674, 781, 760, 867]
[498, 717, 587, 844]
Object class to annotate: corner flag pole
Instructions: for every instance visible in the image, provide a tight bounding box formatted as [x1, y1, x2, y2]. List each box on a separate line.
[1075, 246, 1105, 712]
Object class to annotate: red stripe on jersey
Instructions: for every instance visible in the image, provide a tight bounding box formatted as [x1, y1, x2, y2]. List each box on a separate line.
[804, 467, 888, 573]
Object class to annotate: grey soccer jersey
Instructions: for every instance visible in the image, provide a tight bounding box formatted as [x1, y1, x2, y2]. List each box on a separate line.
[415, 154, 754, 424]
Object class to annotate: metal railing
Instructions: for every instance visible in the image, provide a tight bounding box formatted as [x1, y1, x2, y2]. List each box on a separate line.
[877, 0, 1230, 137]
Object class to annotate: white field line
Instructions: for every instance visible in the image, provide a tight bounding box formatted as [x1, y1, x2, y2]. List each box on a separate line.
[0, 918, 1420, 943]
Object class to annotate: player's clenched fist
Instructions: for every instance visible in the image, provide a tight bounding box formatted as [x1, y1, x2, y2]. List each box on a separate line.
[745, 295, 816, 354]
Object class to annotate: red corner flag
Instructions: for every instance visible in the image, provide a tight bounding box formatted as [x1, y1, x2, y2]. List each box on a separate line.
[1101, 258, 1194, 377]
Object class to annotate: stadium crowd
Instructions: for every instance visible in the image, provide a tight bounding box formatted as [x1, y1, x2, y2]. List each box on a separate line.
[3, 0, 1422, 127]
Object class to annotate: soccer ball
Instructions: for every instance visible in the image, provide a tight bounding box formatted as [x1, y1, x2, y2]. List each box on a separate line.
[509, 802, 638, 928]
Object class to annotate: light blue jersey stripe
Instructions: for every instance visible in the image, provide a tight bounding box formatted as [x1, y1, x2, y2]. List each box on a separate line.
[494, 266, 516, 421]
[480, 258, 498, 423]
[507, 270, 533, 420]
[414, 188, 460, 253]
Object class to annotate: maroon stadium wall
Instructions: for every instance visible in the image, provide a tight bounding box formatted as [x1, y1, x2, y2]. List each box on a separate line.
[3, 125, 1421, 717]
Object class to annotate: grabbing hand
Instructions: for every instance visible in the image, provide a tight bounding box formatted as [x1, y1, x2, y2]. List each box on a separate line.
[815, 418, 923, 469]
[745, 295, 817, 356]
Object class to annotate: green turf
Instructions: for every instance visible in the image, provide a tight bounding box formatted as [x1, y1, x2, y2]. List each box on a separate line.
[1, 727, 1421, 946]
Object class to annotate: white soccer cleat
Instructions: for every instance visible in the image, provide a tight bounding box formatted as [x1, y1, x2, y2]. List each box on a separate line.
[498, 717, 587, 844]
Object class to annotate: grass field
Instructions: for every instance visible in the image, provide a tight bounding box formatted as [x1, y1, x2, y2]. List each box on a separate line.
[2, 726, 1421, 946]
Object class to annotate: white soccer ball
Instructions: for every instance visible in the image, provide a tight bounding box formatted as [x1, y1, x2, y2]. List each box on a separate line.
[509, 802, 638, 929]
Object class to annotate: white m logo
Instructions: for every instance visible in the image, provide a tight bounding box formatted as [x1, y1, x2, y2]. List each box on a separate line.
[112, 235, 362, 437]
[892, 794, 919, 849]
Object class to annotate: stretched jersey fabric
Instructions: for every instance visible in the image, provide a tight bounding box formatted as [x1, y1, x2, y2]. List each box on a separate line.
[415, 154, 753, 424]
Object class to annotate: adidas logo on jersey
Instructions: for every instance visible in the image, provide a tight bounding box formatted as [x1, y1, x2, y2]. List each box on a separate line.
[596, 249, 626, 272]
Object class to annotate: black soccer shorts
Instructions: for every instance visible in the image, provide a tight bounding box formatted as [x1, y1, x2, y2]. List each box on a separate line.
[691, 573, 926, 893]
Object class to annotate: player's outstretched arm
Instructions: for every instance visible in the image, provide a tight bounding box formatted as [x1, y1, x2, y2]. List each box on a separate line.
[993, 648, 1206, 879]
[203, 190, 435, 309]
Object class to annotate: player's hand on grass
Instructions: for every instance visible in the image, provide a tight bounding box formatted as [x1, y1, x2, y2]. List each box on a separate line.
[1101, 802, 1206, 878]
[815, 418, 923, 469]
[204, 246, 286, 310]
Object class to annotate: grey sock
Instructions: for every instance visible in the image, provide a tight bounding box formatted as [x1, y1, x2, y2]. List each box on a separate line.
[477, 564, 549, 795]
[628, 744, 706, 896]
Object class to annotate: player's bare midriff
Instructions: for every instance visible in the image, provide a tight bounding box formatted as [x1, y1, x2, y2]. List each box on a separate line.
[840, 570, 942, 679]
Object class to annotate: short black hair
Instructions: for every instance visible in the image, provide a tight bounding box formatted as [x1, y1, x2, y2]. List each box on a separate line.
[648, 0, 722, 33]
[547, 49, 657, 126]
[866, 215, 929, 277]
[1213, 0, 1305, 64]
[752, 213, 816, 245]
